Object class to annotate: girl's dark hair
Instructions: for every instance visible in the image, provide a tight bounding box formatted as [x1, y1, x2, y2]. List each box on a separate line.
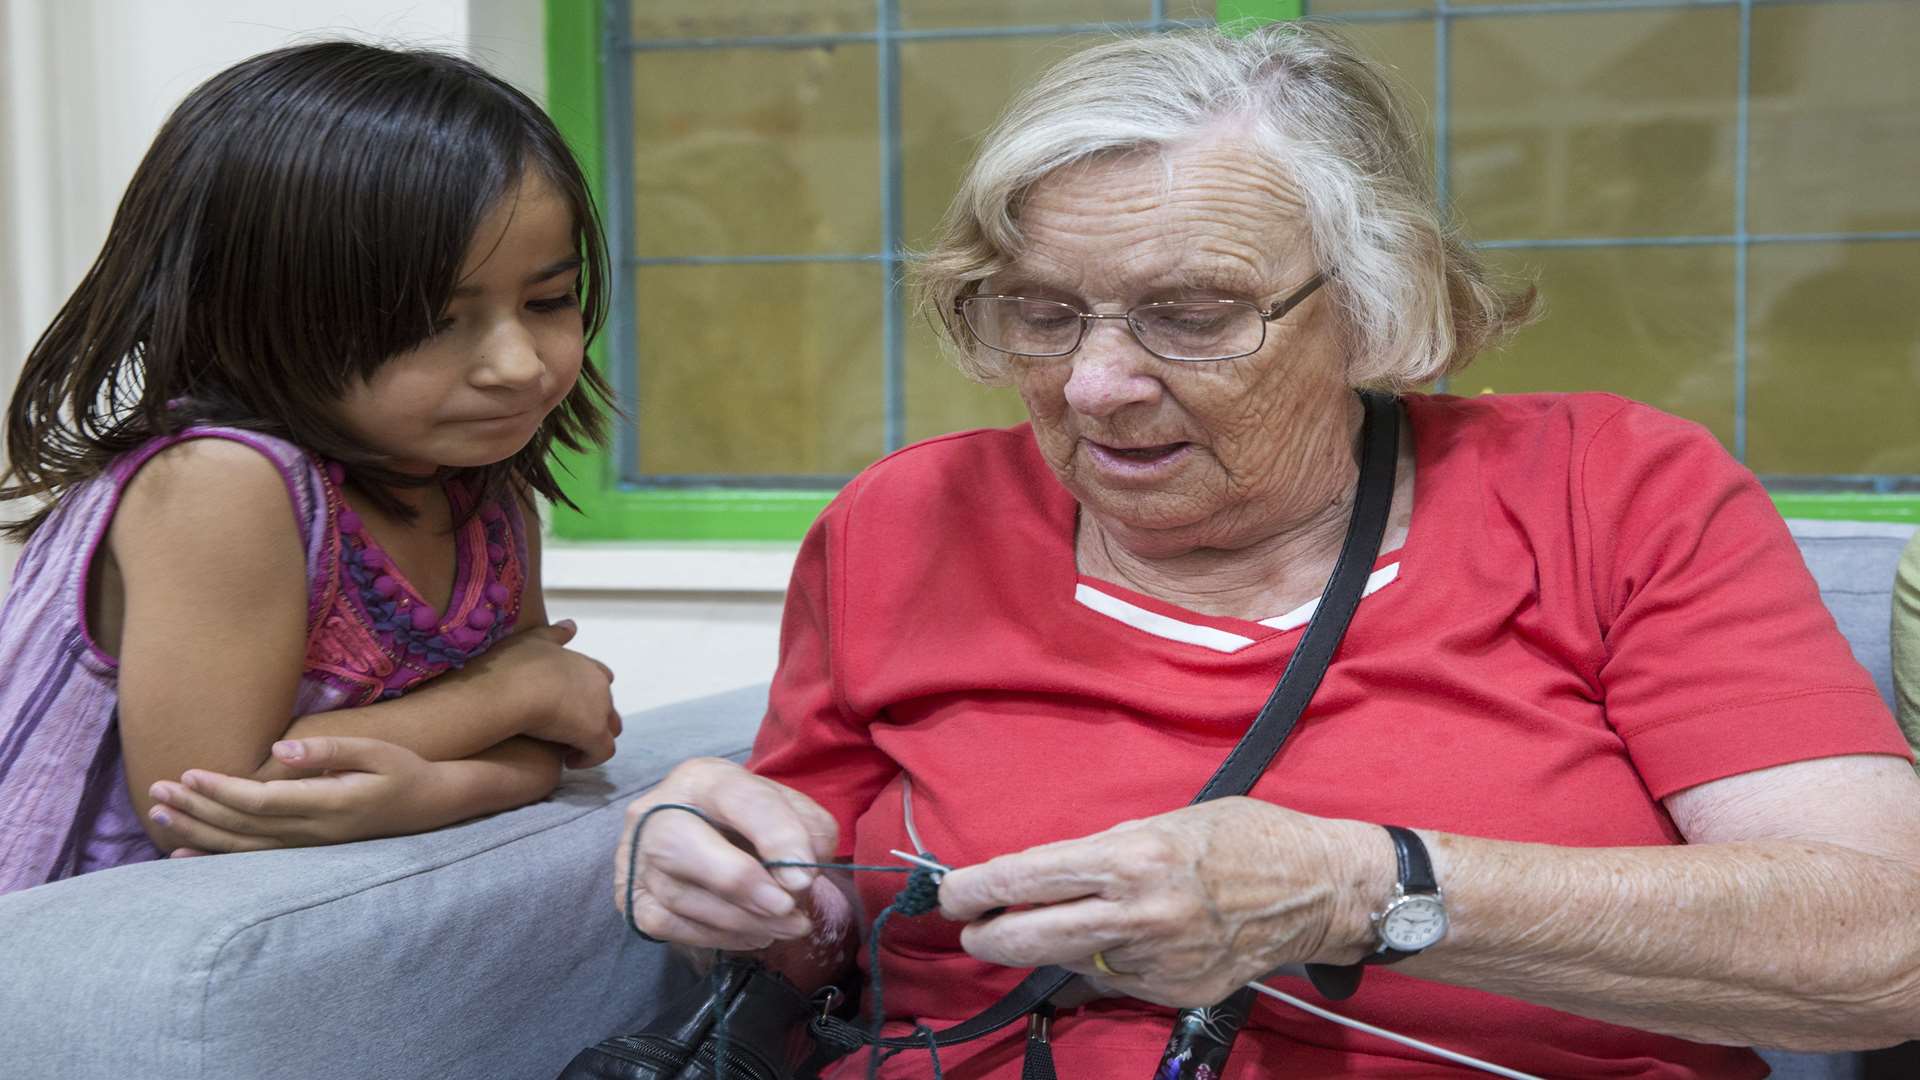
[1, 41, 613, 538]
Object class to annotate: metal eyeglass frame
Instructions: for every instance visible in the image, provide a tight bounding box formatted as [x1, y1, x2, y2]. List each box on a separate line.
[954, 270, 1330, 363]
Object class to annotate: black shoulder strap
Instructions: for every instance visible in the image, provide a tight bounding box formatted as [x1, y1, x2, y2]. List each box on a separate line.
[864, 390, 1401, 1050]
[1191, 389, 1399, 803]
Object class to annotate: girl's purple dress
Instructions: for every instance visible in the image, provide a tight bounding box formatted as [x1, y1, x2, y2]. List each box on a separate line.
[0, 427, 529, 894]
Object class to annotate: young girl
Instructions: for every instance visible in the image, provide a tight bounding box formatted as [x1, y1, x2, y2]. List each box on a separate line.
[0, 42, 623, 894]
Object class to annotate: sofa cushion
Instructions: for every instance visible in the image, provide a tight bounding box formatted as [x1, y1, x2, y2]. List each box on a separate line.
[0, 684, 769, 1080]
[1787, 519, 1917, 707]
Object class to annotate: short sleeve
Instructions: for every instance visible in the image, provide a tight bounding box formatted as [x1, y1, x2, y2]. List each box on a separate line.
[747, 491, 899, 859]
[1890, 532, 1920, 770]
[1581, 403, 1910, 798]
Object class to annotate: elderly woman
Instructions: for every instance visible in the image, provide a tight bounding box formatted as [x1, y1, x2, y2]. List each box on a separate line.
[615, 24, 1920, 1079]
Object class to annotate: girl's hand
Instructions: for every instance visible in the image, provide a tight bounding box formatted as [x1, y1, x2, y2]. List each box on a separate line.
[470, 620, 621, 768]
[146, 736, 452, 855]
[936, 798, 1390, 1009]
[617, 757, 857, 989]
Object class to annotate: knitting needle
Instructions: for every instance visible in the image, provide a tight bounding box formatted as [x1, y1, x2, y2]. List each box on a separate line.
[888, 849, 952, 877]
[887, 850, 1017, 918]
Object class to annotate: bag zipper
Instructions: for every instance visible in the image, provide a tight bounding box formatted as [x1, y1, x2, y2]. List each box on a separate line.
[692, 1040, 783, 1080]
[594, 1034, 693, 1072]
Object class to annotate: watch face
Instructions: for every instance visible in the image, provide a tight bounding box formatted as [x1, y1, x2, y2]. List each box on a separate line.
[1381, 895, 1448, 952]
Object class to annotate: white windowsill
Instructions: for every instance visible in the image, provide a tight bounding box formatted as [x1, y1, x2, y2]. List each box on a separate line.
[540, 539, 800, 594]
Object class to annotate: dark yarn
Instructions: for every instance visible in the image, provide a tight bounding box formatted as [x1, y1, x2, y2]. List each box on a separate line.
[863, 861, 945, 1080]
[624, 803, 946, 1078]
[885, 865, 943, 917]
[875, 1023, 943, 1080]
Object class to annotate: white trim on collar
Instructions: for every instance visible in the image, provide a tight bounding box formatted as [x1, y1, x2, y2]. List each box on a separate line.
[1074, 561, 1402, 654]
[1258, 562, 1402, 632]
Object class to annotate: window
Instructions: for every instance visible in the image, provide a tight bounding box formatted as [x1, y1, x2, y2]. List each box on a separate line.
[549, 0, 1920, 540]
[1311, 0, 1920, 521]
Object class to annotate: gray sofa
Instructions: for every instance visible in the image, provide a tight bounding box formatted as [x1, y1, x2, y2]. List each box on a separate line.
[2, 519, 1911, 1079]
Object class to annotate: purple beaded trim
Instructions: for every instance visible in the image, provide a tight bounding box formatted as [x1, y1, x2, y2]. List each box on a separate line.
[325, 464, 516, 699]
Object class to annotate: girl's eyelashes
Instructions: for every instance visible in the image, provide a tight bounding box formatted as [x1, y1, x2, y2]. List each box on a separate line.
[426, 292, 574, 337]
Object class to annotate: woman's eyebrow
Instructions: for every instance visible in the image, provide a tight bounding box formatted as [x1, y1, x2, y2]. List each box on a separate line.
[986, 269, 1069, 295]
[1150, 270, 1264, 296]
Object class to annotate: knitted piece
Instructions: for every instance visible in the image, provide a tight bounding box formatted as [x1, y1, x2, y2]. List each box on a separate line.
[865, 861, 944, 1079]
[622, 804, 949, 1078]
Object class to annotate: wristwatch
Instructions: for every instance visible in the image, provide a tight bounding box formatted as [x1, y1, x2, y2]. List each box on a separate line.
[1365, 824, 1447, 964]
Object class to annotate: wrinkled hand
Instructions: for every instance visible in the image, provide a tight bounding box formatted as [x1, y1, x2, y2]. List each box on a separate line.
[148, 736, 447, 856]
[474, 619, 621, 768]
[937, 798, 1388, 1008]
[616, 758, 855, 984]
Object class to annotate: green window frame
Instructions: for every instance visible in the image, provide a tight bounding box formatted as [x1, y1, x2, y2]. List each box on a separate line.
[544, 0, 1920, 539]
[546, 0, 838, 540]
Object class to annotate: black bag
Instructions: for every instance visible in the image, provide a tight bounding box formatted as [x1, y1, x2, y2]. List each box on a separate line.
[561, 390, 1402, 1079]
[558, 957, 830, 1080]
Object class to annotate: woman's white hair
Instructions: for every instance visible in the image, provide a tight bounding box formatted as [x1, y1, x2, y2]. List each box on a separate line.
[915, 21, 1535, 388]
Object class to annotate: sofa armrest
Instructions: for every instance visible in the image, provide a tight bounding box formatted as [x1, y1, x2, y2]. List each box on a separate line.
[0, 683, 771, 1080]
[1756, 1048, 1864, 1079]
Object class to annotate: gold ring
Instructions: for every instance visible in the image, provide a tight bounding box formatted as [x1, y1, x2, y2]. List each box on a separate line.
[1091, 950, 1121, 978]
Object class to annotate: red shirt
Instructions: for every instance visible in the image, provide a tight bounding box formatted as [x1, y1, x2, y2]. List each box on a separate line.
[751, 392, 1907, 1079]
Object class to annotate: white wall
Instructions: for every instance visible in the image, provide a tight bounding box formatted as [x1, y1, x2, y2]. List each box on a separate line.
[549, 581, 788, 716]
[467, 0, 547, 103]
[542, 546, 795, 714]
[0, 0, 788, 712]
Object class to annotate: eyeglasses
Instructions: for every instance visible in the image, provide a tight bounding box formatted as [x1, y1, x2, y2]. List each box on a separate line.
[954, 271, 1328, 363]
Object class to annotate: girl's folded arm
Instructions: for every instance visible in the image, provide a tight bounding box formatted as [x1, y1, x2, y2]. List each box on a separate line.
[113, 440, 313, 850]
[263, 632, 582, 778]
[266, 490, 607, 779]
[431, 734, 565, 819]
[149, 734, 565, 853]
[365, 511, 575, 800]
[110, 442, 569, 850]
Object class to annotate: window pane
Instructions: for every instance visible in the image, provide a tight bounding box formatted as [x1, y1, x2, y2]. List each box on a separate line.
[632, 264, 886, 478]
[1462, 247, 1737, 445]
[1747, 242, 1920, 477]
[1304, 1, 1429, 13]
[1166, 1, 1218, 19]
[1749, 1, 1920, 235]
[629, 46, 880, 257]
[630, 1, 873, 41]
[1320, 18, 1439, 158]
[899, 34, 1107, 250]
[900, 1, 1149, 29]
[1450, 9, 1738, 240]
[904, 301, 1031, 444]
[600, 1, 1918, 493]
